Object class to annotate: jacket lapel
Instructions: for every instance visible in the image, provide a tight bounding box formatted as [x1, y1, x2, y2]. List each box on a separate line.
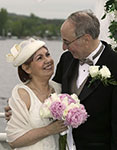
[79, 76, 101, 101]
[79, 44, 110, 101]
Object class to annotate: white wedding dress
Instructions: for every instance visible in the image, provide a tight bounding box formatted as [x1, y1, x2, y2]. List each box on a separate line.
[6, 81, 61, 150]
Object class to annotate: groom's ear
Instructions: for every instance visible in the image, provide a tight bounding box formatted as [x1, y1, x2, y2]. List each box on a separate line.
[82, 34, 93, 49]
[83, 34, 92, 42]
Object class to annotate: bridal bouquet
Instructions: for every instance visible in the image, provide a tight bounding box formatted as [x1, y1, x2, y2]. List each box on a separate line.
[40, 93, 88, 150]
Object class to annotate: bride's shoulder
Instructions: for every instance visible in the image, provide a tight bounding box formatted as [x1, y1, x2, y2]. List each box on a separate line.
[12, 83, 31, 109]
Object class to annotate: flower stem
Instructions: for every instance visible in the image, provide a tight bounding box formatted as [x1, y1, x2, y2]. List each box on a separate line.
[59, 134, 67, 150]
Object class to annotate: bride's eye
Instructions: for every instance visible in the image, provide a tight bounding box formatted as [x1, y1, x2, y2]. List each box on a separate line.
[46, 52, 50, 57]
[37, 56, 42, 61]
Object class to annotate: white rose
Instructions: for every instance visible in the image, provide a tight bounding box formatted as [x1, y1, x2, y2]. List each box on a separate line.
[89, 66, 100, 77]
[99, 66, 111, 78]
[44, 98, 52, 107]
[62, 98, 69, 107]
[71, 93, 80, 103]
[40, 107, 52, 118]
[51, 93, 60, 102]
[109, 11, 115, 22]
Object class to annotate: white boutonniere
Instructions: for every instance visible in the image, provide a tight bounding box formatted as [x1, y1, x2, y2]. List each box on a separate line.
[88, 65, 117, 87]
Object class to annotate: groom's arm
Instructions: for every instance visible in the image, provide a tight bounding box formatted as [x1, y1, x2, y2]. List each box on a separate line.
[53, 51, 73, 83]
[53, 54, 64, 84]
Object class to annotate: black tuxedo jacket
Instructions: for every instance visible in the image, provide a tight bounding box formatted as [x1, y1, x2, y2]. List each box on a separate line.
[53, 41, 117, 150]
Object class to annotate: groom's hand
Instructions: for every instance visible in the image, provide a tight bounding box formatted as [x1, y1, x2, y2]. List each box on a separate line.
[4, 104, 12, 121]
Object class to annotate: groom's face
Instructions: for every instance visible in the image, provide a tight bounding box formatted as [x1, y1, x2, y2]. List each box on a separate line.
[61, 20, 89, 59]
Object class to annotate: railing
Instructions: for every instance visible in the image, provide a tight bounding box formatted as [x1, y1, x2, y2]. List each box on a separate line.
[0, 112, 5, 118]
[0, 112, 11, 150]
[0, 112, 6, 141]
[0, 133, 6, 141]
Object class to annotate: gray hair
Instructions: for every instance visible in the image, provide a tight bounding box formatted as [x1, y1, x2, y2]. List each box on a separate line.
[67, 10, 100, 39]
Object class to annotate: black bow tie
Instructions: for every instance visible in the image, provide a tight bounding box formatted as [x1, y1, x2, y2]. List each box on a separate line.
[79, 44, 104, 66]
[79, 58, 93, 65]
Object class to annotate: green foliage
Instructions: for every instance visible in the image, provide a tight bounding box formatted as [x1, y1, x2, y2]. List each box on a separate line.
[104, 0, 117, 13]
[0, 8, 64, 39]
[88, 74, 117, 87]
[102, 0, 117, 50]
[109, 20, 117, 40]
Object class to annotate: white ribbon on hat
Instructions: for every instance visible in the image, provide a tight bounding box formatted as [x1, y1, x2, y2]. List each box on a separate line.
[6, 44, 21, 62]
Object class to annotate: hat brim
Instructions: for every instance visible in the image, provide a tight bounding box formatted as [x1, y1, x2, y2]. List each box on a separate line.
[13, 40, 45, 67]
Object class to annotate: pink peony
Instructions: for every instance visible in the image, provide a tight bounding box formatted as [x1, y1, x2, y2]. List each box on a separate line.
[65, 104, 88, 128]
[50, 101, 66, 120]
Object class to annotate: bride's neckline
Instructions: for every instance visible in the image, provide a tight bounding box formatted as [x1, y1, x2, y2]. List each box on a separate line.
[24, 82, 55, 103]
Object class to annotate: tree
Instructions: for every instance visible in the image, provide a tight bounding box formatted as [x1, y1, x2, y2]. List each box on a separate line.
[0, 8, 8, 36]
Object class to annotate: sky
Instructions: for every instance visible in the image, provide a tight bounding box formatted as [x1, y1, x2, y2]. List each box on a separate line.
[0, 0, 99, 19]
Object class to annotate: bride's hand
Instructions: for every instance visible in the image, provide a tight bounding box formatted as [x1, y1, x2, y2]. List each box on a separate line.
[46, 120, 68, 135]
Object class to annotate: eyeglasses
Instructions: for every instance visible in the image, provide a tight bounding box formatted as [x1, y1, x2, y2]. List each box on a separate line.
[63, 34, 84, 47]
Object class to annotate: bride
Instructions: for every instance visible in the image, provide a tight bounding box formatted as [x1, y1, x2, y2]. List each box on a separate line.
[5, 38, 68, 150]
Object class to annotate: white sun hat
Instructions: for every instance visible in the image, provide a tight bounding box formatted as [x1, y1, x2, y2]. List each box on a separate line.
[6, 38, 45, 67]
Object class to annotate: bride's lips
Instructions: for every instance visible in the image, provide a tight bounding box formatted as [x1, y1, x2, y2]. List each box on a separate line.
[43, 63, 53, 70]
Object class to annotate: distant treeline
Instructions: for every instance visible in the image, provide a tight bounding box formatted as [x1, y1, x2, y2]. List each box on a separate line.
[0, 8, 64, 39]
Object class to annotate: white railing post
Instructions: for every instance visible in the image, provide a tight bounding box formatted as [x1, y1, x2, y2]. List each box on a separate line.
[0, 112, 11, 150]
[0, 112, 5, 118]
[0, 133, 7, 141]
[0, 112, 6, 142]
[0, 112, 6, 140]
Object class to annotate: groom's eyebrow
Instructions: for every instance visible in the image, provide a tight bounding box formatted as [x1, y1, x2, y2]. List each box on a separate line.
[63, 38, 70, 44]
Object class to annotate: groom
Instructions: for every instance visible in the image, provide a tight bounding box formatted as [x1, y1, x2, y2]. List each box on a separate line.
[53, 10, 117, 150]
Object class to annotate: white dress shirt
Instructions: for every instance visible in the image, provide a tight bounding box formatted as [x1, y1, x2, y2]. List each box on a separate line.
[77, 42, 104, 88]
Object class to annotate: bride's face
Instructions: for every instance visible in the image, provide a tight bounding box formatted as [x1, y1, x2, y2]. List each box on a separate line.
[29, 47, 54, 79]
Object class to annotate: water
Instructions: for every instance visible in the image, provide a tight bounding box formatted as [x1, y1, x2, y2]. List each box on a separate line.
[0, 38, 63, 133]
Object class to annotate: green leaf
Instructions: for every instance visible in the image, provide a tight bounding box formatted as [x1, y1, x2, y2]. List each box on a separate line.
[101, 13, 107, 19]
